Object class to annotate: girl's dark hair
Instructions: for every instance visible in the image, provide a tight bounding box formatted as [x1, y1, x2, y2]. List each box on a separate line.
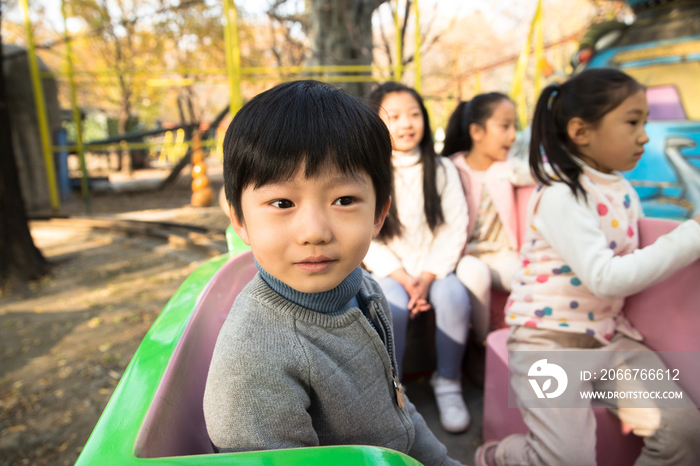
[442, 92, 512, 157]
[223, 80, 393, 230]
[368, 82, 444, 236]
[530, 68, 645, 198]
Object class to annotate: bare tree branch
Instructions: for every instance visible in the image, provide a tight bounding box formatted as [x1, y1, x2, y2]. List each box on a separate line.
[416, 5, 457, 63]
[400, 0, 410, 59]
[33, 0, 205, 50]
[268, 21, 286, 68]
[376, 5, 394, 67]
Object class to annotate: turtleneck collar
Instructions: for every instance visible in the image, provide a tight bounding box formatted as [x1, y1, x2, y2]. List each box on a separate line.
[572, 155, 623, 184]
[392, 146, 421, 168]
[255, 260, 363, 315]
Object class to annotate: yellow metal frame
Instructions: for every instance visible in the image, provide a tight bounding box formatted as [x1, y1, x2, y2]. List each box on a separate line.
[414, 0, 421, 92]
[223, 0, 243, 116]
[395, 0, 403, 81]
[510, 0, 544, 129]
[62, 0, 91, 211]
[21, 0, 60, 211]
[24, 0, 423, 209]
[41, 64, 394, 78]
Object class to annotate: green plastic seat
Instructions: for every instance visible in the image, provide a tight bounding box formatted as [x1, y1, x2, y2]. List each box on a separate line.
[76, 230, 421, 465]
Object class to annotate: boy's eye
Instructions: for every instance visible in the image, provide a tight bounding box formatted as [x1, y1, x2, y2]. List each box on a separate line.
[271, 199, 294, 209]
[333, 196, 355, 206]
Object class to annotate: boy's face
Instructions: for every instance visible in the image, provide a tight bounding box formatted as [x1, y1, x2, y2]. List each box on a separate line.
[230, 165, 389, 294]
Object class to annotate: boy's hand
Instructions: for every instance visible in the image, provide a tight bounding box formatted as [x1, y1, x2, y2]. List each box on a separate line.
[693, 212, 700, 224]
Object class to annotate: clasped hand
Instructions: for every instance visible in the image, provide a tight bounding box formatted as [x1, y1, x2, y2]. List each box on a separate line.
[390, 270, 436, 317]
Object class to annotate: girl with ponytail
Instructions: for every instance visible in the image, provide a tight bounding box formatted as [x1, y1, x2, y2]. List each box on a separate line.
[443, 93, 531, 346]
[475, 68, 700, 466]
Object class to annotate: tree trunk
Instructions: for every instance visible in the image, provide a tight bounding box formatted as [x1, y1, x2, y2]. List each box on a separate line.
[306, 0, 387, 96]
[0, 10, 50, 287]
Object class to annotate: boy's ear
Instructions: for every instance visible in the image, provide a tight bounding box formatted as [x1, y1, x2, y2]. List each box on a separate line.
[567, 117, 591, 147]
[228, 205, 251, 246]
[372, 197, 392, 239]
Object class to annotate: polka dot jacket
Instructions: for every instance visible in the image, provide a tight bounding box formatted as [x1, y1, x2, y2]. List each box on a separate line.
[506, 170, 643, 344]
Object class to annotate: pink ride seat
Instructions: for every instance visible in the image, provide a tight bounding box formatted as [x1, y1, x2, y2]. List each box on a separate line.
[135, 251, 257, 458]
[489, 185, 534, 331]
[483, 218, 700, 465]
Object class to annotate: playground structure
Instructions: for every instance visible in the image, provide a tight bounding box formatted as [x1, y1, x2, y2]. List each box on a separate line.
[16, 0, 422, 213]
[15, 0, 565, 215]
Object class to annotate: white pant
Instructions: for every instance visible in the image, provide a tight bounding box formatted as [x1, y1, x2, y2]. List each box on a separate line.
[455, 250, 520, 343]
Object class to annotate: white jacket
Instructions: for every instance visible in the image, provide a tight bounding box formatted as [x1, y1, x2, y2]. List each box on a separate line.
[364, 149, 468, 279]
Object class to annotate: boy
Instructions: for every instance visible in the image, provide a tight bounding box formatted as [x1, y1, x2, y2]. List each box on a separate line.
[203, 80, 460, 466]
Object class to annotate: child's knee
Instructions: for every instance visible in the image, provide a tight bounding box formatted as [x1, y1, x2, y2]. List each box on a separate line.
[431, 279, 470, 317]
[456, 256, 491, 297]
[426, 286, 468, 342]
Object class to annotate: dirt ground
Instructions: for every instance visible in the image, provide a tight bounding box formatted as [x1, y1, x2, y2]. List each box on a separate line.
[0, 169, 229, 466]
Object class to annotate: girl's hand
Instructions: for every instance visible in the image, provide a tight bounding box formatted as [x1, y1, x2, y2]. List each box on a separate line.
[390, 269, 418, 292]
[390, 269, 423, 311]
[409, 298, 432, 317]
[409, 272, 436, 317]
[693, 212, 700, 225]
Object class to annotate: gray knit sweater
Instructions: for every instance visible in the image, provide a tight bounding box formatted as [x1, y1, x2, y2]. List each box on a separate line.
[203, 270, 459, 466]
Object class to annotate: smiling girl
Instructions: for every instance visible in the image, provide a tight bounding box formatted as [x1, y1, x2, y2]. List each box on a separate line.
[363, 82, 471, 434]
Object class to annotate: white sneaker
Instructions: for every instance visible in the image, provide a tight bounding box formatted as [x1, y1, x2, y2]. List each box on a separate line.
[430, 373, 470, 433]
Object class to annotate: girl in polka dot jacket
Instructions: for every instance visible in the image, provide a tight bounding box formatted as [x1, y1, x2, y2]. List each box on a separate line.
[476, 68, 700, 466]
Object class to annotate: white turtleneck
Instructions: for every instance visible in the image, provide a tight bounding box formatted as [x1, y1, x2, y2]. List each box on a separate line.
[363, 148, 468, 279]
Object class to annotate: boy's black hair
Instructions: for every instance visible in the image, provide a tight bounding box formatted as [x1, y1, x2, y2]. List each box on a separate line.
[441, 92, 512, 157]
[223, 80, 393, 232]
[530, 68, 645, 198]
[368, 82, 444, 235]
